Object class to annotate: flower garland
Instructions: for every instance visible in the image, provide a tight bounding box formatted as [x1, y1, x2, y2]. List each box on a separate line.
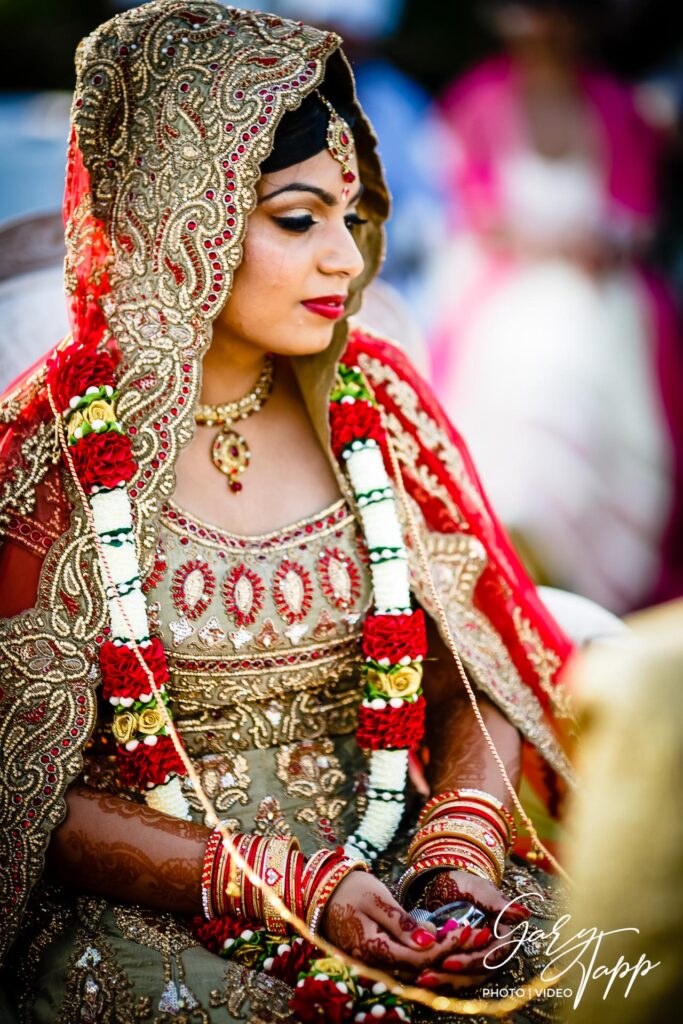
[47, 339, 191, 819]
[191, 915, 411, 1022]
[331, 363, 427, 863]
[48, 345, 425, 846]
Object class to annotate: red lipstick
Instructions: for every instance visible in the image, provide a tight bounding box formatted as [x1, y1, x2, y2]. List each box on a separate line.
[301, 294, 346, 321]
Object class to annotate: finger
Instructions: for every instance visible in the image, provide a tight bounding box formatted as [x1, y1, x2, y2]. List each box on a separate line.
[392, 923, 495, 970]
[434, 922, 494, 957]
[367, 894, 438, 951]
[416, 968, 487, 990]
[442, 929, 512, 973]
[354, 917, 442, 971]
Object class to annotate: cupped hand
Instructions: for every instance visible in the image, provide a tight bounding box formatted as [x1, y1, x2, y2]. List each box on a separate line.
[415, 869, 532, 990]
[320, 871, 496, 976]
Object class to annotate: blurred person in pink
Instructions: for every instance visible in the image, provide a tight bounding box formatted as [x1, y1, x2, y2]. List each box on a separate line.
[431, 0, 683, 615]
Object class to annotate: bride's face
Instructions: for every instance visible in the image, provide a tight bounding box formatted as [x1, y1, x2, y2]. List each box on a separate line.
[214, 147, 365, 356]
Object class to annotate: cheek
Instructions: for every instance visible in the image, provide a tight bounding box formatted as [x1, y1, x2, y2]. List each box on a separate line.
[236, 226, 306, 307]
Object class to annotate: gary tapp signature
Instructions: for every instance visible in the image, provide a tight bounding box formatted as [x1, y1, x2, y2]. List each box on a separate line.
[483, 894, 660, 1009]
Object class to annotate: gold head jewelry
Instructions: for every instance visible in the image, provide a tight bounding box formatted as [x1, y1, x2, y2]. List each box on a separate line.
[194, 355, 274, 492]
[317, 91, 356, 187]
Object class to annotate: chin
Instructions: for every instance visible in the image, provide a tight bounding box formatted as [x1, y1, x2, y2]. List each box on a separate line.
[273, 324, 337, 358]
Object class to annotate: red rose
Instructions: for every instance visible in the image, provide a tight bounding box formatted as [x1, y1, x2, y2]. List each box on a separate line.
[190, 915, 263, 955]
[362, 610, 427, 662]
[356, 696, 426, 751]
[329, 399, 384, 458]
[290, 977, 354, 1024]
[69, 430, 137, 491]
[268, 938, 317, 986]
[47, 341, 116, 411]
[117, 733, 186, 789]
[99, 637, 169, 701]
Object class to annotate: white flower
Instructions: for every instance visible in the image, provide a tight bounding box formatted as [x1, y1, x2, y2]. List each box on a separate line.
[145, 775, 191, 820]
[370, 560, 411, 614]
[108, 589, 149, 643]
[359, 499, 403, 550]
[98, 540, 139, 586]
[90, 486, 133, 534]
[368, 749, 408, 791]
[345, 446, 389, 495]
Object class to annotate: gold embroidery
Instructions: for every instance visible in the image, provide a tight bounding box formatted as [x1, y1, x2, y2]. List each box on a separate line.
[56, 898, 152, 1024]
[253, 795, 291, 836]
[275, 738, 347, 832]
[512, 607, 575, 723]
[180, 750, 251, 821]
[210, 960, 295, 1022]
[358, 350, 490, 523]
[405, 518, 575, 785]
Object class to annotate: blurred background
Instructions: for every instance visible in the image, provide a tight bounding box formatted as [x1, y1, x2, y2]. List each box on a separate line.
[1, 0, 683, 619]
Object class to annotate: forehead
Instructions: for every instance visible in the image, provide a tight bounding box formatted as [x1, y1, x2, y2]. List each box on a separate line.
[257, 148, 361, 197]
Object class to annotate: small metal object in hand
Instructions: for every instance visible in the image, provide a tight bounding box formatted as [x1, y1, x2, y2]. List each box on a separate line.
[411, 899, 487, 929]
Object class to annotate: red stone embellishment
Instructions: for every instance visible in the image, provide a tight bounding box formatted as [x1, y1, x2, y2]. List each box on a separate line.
[171, 558, 216, 621]
[272, 559, 313, 625]
[317, 547, 361, 611]
[222, 564, 265, 627]
[143, 542, 167, 594]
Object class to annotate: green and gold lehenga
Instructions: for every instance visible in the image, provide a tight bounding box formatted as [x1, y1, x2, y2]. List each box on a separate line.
[0, 3, 575, 1020]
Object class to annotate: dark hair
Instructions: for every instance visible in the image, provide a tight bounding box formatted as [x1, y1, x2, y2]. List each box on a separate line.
[261, 88, 356, 173]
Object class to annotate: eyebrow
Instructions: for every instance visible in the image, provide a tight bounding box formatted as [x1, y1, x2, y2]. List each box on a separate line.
[258, 182, 363, 206]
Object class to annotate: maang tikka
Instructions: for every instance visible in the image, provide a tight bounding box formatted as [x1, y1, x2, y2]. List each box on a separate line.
[317, 92, 357, 189]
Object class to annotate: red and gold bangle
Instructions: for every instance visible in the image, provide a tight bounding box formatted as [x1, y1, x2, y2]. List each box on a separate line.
[447, 806, 511, 847]
[302, 848, 344, 910]
[262, 837, 299, 935]
[437, 790, 516, 844]
[285, 843, 305, 920]
[414, 839, 501, 885]
[397, 854, 494, 901]
[418, 789, 516, 845]
[411, 836, 501, 883]
[408, 817, 506, 862]
[306, 856, 369, 934]
[201, 826, 225, 920]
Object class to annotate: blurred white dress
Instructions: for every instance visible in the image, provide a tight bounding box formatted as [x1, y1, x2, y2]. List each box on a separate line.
[432, 151, 674, 614]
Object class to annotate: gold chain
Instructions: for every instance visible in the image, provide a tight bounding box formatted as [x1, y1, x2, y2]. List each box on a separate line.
[194, 354, 274, 426]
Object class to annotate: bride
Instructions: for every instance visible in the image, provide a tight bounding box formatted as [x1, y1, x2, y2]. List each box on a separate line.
[0, 2, 574, 1020]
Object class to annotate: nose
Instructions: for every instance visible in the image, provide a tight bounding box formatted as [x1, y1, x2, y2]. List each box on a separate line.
[318, 220, 365, 282]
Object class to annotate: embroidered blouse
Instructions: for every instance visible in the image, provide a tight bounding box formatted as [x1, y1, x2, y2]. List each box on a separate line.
[84, 497, 373, 855]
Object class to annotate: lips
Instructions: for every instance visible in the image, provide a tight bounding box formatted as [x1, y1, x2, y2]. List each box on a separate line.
[301, 294, 347, 321]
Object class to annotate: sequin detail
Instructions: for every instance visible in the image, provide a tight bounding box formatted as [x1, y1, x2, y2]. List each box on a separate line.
[272, 560, 313, 625]
[171, 558, 216, 620]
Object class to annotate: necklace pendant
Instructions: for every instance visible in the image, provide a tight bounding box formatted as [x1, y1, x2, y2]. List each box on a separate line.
[211, 427, 250, 493]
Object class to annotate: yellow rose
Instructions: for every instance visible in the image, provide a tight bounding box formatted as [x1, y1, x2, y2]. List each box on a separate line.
[137, 706, 165, 735]
[67, 410, 85, 441]
[112, 710, 138, 744]
[365, 667, 389, 692]
[83, 399, 116, 425]
[311, 956, 351, 982]
[366, 663, 423, 699]
[387, 663, 423, 698]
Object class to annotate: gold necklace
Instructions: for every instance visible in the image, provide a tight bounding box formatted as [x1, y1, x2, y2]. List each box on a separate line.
[194, 355, 274, 493]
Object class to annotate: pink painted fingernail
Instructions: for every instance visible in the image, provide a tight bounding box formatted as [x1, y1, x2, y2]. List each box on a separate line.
[436, 918, 459, 939]
[413, 928, 436, 948]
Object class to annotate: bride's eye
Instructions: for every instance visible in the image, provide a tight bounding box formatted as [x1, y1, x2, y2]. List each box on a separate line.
[344, 212, 368, 231]
[273, 214, 317, 233]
